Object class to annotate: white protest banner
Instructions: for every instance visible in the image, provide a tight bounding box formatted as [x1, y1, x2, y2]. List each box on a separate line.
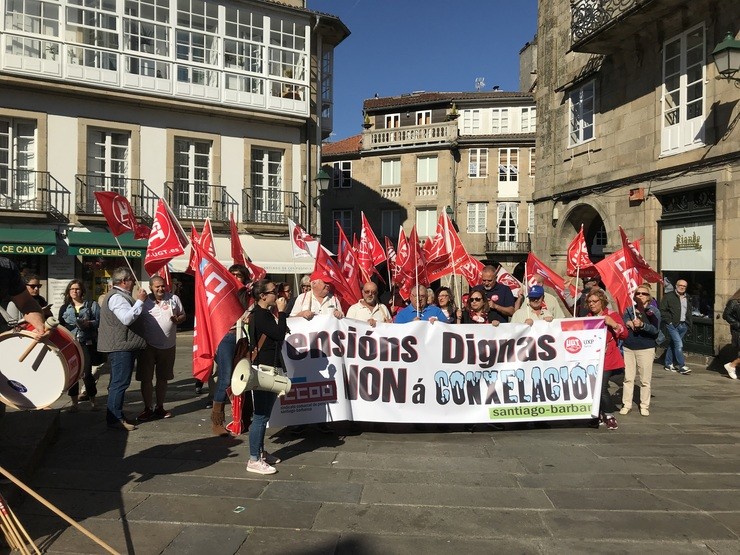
[272, 317, 607, 425]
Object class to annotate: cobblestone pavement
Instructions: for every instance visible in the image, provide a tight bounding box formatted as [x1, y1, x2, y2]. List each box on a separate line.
[4, 331, 740, 554]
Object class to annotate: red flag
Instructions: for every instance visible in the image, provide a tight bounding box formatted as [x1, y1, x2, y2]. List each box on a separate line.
[312, 246, 360, 311]
[230, 213, 247, 266]
[288, 218, 318, 258]
[424, 213, 453, 282]
[399, 227, 428, 299]
[566, 225, 598, 277]
[526, 253, 575, 314]
[594, 246, 643, 316]
[200, 218, 216, 257]
[496, 266, 523, 298]
[336, 223, 364, 291]
[435, 213, 481, 287]
[192, 241, 246, 382]
[144, 199, 189, 276]
[94, 191, 144, 237]
[359, 214, 386, 268]
[394, 229, 409, 288]
[619, 227, 662, 283]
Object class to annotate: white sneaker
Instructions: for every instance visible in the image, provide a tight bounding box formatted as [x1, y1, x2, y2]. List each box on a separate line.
[678, 366, 692, 375]
[247, 459, 277, 475]
[664, 365, 676, 372]
[724, 363, 738, 380]
[640, 407, 650, 416]
[619, 407, 630, 415]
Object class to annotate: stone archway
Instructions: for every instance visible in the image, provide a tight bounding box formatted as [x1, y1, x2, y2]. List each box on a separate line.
[560, 202, 607, 262]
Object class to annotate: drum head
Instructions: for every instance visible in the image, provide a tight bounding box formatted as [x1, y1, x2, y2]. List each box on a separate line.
[0, 331, 74, 410]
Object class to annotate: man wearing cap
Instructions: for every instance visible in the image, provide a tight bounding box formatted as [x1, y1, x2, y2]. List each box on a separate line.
[290, 272, 343, 319]
[530, 275, 566, 319]
[511, 285, 559, 325]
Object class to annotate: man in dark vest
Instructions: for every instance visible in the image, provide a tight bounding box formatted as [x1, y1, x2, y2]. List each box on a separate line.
[98, 267, 148, 431]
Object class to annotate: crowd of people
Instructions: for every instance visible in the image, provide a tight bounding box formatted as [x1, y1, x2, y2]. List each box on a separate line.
[2, 254, 737, 476]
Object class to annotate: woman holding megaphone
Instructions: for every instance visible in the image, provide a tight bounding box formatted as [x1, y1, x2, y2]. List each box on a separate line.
[246, 279, 288, 475]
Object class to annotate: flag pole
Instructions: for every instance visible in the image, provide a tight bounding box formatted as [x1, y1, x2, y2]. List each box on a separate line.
[114, 235, 139, 285]
[414, 239, 420, 319]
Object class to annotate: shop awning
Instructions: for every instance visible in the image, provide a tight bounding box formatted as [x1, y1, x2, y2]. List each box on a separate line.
[0, 228, 57, 255]
[67, 231, 147, 258]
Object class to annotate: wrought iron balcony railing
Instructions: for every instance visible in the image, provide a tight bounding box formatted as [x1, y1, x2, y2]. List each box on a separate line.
[0, 168, 71, 221]
[76, 175, 159, 227]
[571, 0, 657, 53]
[165, 181, 238, 222]
[242, 187, 305, 226]
[485, 232, 531, 254]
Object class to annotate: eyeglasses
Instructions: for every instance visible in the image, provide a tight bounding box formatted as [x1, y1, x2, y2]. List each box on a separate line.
[264, 289, 277, 295]
[27, 284, 41, 289]
[470, 297, 484, 302]
[635, 292, 650, 297]
[586, 299, 601, 304]
[301, 285, 311, 290]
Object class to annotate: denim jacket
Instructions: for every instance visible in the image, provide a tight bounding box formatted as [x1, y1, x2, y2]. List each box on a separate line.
[59, 300, 100, 344]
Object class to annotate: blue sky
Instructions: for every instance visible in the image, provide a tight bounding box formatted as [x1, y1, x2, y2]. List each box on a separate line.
[308, 0, 539, 141]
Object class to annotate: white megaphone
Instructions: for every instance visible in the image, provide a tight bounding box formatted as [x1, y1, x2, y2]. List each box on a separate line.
[231, 359, 292, 397]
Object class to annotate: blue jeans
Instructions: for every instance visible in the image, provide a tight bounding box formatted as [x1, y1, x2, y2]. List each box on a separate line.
[106, 350, 137, 424]
[664, 322, 688, 368]
[214, 332, 236, 403]
[249, 389, 277, 460]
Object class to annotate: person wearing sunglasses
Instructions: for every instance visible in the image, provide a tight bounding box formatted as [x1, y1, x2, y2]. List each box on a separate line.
[460, 291, 498, 324]
[347, 282, 391, 327]
[6, 273, 53, 322]
[620, 286, 661, 417]
[471, 265, 516, 323]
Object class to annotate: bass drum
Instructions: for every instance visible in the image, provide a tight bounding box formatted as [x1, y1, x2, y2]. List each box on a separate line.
[0, 325, 83, 410]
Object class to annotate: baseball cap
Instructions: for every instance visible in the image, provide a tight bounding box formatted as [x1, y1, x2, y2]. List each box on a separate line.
[528, 285, 545, 299]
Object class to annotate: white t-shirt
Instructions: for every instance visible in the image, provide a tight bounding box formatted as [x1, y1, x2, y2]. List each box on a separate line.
[139, 293, 184, 349]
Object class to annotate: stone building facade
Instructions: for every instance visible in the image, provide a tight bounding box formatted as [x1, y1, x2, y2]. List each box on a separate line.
[322, 91, 536, 281]
[534, 0, 740, 354]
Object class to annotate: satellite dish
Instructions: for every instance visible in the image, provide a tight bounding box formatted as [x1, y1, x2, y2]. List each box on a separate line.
[475, 77, 485, 91]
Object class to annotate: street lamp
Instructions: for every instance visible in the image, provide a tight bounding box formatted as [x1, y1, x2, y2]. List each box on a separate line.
[711, 31, 740, 82]
[313, 169, 331, 207]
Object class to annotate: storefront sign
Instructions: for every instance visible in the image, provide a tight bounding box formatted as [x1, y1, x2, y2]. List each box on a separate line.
[271, 316, 607, 426]
[660, 223, 714, 271]
[67, 246, 145, 258]
[0, 244, 56, 255]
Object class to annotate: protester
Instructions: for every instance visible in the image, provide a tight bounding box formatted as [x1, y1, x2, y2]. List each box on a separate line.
[346, 282, 391, 326]
[211, 264, 251, 435]
[511, 285, 556, 325]
[98, 267, 148, 432]
[722, 288, 740, 379]
[472, 265, 515, 323]
[564, 275, 600, 317]
[394, 284, 446, 323]
[246, 279, 288, 475]
[620, 285, 661, 416]
[435, 286, 459, 323]
[426, 287, 436, 306]
[530, 274, 565, 319]
[586, 289, 627, 430]
[289, 274, 343, 319]
[460, 290, 498, 324]
[6, 273, 53, 321]
[659, 278, 693, 374]
[58, 279, 100, 412]
[0, 258, 46, 334]
[136, 276, 186, 421]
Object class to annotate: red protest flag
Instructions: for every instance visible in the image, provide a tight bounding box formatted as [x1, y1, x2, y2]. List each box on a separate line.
[566, 225, 598, 278]
[594, 245, 644, 316]
[229, 213, 247, 266]
[357, 213, 386, 279]
[144, 199, 189, 276]
[288, 217, 318, 258]
[384, 236, 399, 283]
[436, 213, 481, 287]
[619, 226, 662, 283]
[399, 226, 428, 299]
[424, 213, 453, 283]
[192, 241, 246, 382]
[394, 228, 409, 288]
[496, 266, 523, 299]
[312, 245, 360, 312]
[200, 218, 217, 257]
[526, 252, 574, 313]
[186, 226, 200, 276]
[94, 191, 139, 237]
[336, 222, 364, 291]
